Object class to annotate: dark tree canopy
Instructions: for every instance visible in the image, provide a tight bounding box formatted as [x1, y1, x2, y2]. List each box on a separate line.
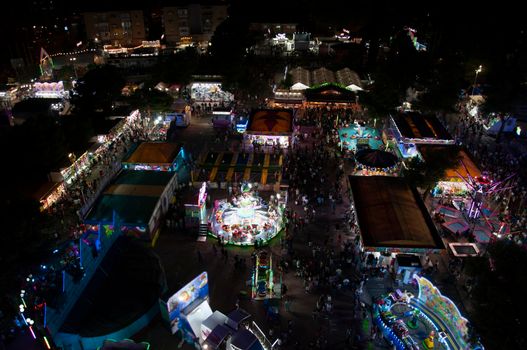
[464, 240, 527, 349]
[72, 65, 125, 115]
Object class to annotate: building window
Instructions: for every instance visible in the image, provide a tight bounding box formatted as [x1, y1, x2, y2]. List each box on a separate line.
[177, 9, 188, 18]
[179, 27, 189, 36]
[122, 21, 131, 31]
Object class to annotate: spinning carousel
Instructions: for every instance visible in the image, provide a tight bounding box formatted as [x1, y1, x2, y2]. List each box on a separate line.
[209, 183, 285, 246]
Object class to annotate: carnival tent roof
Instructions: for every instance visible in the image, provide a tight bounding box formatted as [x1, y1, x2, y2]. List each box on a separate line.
[123, 142, 181, 165]
[230, 329, 264, 350]
[335, 68, 362, 88]
[247, 109, 293, 133]
[312, 67, 335, 86]
[346, 84, 364, 92]
[419, 146, 481, 181]
[304, 83, 356, 103]
[355, 149, 398, 168]
[392, 111, 452, 141]
[290, 82, 309, 90]
[349, 176, 444, 250]
[85, 170, 174, 225]
[290, 67, 311, 87]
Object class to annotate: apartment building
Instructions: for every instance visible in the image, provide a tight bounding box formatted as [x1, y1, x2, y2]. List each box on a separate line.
[83, 10, 146, 46]
[163, 3, 228, 48]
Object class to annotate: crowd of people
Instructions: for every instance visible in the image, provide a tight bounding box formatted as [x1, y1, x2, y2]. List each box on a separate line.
[11, 112, 153, 341]
[446, 101, 527, 240]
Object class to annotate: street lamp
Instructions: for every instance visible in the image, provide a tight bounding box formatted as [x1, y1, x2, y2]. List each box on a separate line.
[471, 65, 483, 96]
[70, 57, 78, 80]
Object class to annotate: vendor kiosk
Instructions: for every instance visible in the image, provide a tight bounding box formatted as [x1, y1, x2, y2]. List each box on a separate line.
[185, 182, 208, 228]
[160, 272, 268, 350]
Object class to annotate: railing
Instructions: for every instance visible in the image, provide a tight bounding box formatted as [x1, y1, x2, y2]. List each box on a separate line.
[79, 163, 122, 218]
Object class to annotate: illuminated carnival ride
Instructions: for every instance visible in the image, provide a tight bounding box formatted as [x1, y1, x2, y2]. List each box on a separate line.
[209, 183, 285, 246]
[373, 275, 484, 350]
[251, 250, 281, 300]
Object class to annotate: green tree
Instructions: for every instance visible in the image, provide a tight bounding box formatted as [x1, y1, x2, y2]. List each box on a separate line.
[72, 65, 125, 115]
[361, 69, 402, 117]
[417, 58, 466, 113]
[127, 88, 174, 114]
[152, 47, 198, 85]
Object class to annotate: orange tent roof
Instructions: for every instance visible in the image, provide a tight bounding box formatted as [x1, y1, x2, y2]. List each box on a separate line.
[247, 109, 293, 133]
[444, 149, 481, 180]
[124, 142, 180, 164]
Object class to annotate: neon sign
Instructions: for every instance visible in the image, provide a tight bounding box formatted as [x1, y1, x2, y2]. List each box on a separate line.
[198, 182, 207, 206]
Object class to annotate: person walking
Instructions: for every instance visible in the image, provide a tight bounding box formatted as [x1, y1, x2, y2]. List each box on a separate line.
[285, 298, 292, 312]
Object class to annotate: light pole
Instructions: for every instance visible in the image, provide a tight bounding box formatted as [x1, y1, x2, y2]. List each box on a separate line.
[471, 65, 483, 96]
[69, 57, 78, 80]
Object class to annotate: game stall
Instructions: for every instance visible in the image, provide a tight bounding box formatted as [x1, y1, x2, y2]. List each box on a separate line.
[160, 272, 269, 350]
[184, 182, 208, 228]
[243, 109, 294, 150]
[209, 183, 286, 246]
[190, 82, 234, 103]
[373, 275, 484, 350]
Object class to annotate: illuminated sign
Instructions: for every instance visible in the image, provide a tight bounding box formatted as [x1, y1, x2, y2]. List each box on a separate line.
[166, 272, 209, 334]
[198, 182, 207, 206]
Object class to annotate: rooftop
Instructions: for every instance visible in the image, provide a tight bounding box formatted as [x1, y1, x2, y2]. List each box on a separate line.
[123, 142, 181, 165]
[392, 111, 452, 141]
[85, 170, 174, 225]
[418, 146, 481, 180]
[349, 176, 444, 251]
[247, 109, 293, 133]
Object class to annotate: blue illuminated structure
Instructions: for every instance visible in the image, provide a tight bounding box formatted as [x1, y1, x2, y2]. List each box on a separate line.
[373, 276, 484, 350]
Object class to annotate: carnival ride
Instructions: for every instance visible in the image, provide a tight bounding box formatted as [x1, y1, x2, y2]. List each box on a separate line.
[251, 250, 281, 300]
[374, 276, 484, 350]
[338, 122, 383, 152]
[209, 184, 285, 246]
[453, 161, 515, 238]
[373, 284, 483, 350]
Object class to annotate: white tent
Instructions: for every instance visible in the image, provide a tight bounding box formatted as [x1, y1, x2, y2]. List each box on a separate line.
[290, 82, 309, 90]
[346, 84, 364, 92]
[290, 67, 311, 89]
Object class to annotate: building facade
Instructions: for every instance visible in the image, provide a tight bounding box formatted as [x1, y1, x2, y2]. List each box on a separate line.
[83, 10, 146, 46]
[162, 3, 228, 48]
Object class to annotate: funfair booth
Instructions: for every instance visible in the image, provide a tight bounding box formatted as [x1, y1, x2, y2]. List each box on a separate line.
[390, 111, 454, 158]
[348, 176, 444, 279]
[373, 275, 484, 350]
[160, 272, 269, 350]
[122, 142, 187, 172]
[243, 109, 294, 150]
[84, 170, 178, 241]
[419, 146, 482, 197]
[33, 81, 67, 98]
[209, 183, 286, 246]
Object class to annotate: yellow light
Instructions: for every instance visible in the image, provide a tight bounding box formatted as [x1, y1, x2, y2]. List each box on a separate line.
[43, 336, 51, 349]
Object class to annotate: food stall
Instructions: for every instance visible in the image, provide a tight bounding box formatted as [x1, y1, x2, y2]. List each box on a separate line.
[243, 109, 294, 151]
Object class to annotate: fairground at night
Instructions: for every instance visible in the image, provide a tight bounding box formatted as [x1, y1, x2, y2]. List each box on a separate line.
[1, 1, 526, 350]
